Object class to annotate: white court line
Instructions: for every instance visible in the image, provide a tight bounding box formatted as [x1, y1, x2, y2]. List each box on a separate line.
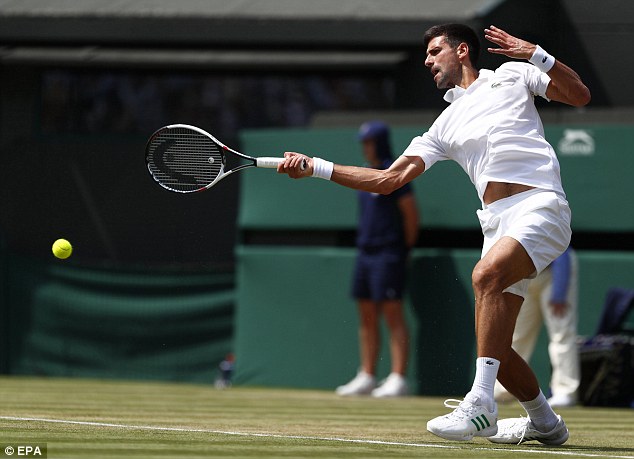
[1, 416, 633, 459]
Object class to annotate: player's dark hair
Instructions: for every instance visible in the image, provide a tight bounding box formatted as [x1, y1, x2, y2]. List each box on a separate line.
[423, 23, 481, 68]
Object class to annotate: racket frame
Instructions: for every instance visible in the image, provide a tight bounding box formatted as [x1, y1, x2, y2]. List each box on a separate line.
[146, 123, 286, 193]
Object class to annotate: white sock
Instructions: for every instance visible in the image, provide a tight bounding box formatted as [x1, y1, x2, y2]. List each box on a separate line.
[520, 390, 559, 432]
[469, 357, 500, 412]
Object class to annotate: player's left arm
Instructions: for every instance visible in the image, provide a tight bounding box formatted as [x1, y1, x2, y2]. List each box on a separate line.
[485, 25, 591, 107]
[543, 60, 591, 107]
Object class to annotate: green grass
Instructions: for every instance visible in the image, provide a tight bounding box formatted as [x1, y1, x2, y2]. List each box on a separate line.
[0, 376, 633, 458]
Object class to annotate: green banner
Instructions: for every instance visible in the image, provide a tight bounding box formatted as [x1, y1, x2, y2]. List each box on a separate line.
[234, 246, 634, 394]
[239, 125, 634, 232]
[3, 254, 235, 383]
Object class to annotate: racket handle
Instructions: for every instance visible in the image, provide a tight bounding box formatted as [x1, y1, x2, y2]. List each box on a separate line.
[256, 157, 285, 168]
[257, 157, 307, 170]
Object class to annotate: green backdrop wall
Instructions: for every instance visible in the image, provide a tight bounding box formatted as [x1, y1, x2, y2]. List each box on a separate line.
[234, 247, 634, 395]
[233, 247, 479, 395]
[1, 253, 235, 383]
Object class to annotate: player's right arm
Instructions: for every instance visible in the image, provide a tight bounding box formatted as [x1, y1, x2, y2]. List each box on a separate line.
[332, 155, 425, 195]
[279, 153, 425, 195]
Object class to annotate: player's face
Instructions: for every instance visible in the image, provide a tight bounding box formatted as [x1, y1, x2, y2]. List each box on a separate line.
[425, 36, 462, 89]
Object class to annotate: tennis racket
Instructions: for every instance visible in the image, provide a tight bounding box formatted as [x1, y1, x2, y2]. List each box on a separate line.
[145, 124, 304, 193]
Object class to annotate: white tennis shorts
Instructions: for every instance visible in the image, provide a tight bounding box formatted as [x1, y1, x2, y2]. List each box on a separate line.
[476, 188, 572, 298]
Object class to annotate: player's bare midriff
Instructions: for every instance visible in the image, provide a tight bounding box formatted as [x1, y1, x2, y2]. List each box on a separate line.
[483, 182, 535, 205]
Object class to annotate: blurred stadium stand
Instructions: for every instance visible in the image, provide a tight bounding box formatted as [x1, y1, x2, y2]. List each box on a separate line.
[1, 0, 632, 389]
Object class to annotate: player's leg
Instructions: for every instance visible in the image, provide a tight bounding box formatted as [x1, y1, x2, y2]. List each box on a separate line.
[486, 194, 571, 445]
[472, 236, 536, 364]
[512, 274, 547, 365]
[494, 293, 541, 403]
[494, 278, 543, 402]
[428, 236, 532, 440]
[471, 236, 546, 416]
[475, 238, 567, 446]
[474, 238, 564, 436]
[428, 191, 571, 442]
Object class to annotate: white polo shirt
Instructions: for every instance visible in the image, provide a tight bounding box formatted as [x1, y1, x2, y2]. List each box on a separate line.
[403, 62, 565, 203]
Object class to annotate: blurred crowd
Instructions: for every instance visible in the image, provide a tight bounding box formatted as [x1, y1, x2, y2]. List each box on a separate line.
[41, 71, 395, 143]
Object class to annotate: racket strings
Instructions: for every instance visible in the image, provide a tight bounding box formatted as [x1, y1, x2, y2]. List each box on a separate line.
[146, 128, 223, 192]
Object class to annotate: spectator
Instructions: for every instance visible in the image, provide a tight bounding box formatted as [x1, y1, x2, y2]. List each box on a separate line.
[336, 121, 419, 397]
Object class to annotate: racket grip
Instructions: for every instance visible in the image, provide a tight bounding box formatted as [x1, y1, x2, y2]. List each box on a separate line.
[256, 157, 285, 168]
[257, 157, 307, 170]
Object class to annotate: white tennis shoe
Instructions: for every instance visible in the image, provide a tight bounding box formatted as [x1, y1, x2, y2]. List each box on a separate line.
[487, 415, 569, 445]
[335, 371, 376, 396]
[371, 373, 408, 398]
[426, 393, 498, 441]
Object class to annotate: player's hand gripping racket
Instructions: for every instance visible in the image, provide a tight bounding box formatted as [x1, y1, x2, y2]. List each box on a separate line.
[145, 124, 305, 193]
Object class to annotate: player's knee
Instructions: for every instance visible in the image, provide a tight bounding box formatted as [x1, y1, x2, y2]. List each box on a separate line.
[472, 260, 505, 295]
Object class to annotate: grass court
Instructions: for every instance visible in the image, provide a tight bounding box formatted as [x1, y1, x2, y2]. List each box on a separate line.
[1, 376, 632, 458]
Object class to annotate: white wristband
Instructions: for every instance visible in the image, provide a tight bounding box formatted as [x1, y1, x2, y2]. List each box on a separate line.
[529, 45, 555, 73]
[311, 157, 334, 180]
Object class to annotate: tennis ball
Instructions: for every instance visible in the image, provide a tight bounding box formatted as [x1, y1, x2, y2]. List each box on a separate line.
[52, 238, 73, 259]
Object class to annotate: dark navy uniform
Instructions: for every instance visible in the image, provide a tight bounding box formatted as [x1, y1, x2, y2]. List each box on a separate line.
[351, 122, 414, 302]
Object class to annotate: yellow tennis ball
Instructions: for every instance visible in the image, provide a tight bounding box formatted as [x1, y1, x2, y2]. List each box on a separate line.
[52, 238, 73, 259]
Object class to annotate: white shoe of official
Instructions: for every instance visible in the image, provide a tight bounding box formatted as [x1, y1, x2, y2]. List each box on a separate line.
[335, 371, 376, 396]
[426, 393, 498, 441]
[487, 415, 569, 445]
[371, 373, 408, 398]
[547, 394, 577, 408]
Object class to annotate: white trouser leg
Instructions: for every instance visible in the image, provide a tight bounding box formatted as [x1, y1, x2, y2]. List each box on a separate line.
[542, 254, 580, 398]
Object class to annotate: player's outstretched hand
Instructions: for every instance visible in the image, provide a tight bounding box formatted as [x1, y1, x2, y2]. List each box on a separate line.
[484, 25, 536, 60]
[278, 152, 312, 178]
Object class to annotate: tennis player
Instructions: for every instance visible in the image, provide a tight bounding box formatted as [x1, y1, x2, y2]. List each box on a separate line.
[278, 24, 590, 445]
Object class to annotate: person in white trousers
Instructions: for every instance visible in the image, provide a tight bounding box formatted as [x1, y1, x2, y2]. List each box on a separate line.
[494, 247, 580, 407]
